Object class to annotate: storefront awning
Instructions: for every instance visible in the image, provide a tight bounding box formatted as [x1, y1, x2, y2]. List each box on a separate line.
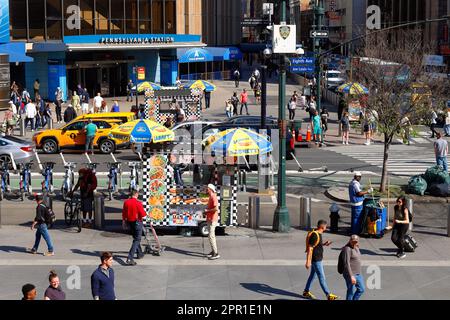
[0, 42, 34, 63]
[177, 47, 243, 63]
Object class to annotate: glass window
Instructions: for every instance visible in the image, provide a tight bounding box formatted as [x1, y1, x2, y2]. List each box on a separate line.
[64, 0, 79, 36]
[46, 0, 62, 40]
[110, 0, 124, 34]
[164, 0, 175, 34]
[139, 0, 151, 33]
[80, 0, 95, 35]
[10, 0, 28, 40]
[96, 0, 110, 34]
[152, 0, 163, 34]
[93, 121, 111, 129]
[28, 0, 46, 40]
[66, 121, 87, 131]
[125, 0, 138, 34]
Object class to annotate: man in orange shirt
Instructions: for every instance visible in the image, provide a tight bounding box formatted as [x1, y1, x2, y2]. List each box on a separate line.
[122, 190, 147, 266]
[205, 184, 220, 260]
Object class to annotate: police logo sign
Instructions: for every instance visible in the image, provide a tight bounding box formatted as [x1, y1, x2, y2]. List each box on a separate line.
[272, 25, 297, 54]
[279, 26, 291, 40]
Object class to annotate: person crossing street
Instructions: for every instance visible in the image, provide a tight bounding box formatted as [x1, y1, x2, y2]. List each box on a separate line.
[122, 190, 147, 266]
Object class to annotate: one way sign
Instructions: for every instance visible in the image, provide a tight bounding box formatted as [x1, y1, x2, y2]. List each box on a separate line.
[310, 30, 329, 38]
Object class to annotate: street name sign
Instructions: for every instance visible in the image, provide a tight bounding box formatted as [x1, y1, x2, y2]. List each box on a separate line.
[310, 30, 329, 38]
[290, 66, 315, 73]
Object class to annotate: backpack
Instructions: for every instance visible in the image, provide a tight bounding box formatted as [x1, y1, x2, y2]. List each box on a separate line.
[337, 247, 347, 274]
[305, 230, 320, 253]
[41, 204, 56, 225]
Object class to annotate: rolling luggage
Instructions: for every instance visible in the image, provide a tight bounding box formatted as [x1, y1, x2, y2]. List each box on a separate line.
[403, 234, 418, 253]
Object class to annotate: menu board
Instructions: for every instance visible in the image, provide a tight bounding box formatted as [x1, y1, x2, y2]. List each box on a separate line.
[147, 155, 168, 223]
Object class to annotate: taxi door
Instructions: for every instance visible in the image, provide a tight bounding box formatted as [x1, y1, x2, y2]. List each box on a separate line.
[61, 121, 87, 148]
[92, 120, 113, 146]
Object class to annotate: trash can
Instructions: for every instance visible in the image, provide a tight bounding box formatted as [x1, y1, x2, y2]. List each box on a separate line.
[248, 196, 260, 229]
[94, 194, 105, 230]
[299, 197, 312, 229]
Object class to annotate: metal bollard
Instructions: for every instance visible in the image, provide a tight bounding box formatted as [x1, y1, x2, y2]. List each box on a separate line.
[248, 196, 260, 229]
[20, 117, 25, 136]
[299, 197, 312, 230]
[448, 205, 450, 238]
[94, 194, 105, 230]
[407, 198, 413, 231]
[48, 118, 53, 129]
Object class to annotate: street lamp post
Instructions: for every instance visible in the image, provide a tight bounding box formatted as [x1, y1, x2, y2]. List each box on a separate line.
[273, 0, 290, 233]
[313, 0, 325, 144]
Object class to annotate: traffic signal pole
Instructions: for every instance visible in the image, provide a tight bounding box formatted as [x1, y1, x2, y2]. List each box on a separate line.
[314, 0, 325, 144]
[273, 0, 290, 233]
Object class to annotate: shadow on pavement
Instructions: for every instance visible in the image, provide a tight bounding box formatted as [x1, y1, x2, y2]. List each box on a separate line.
[163, 246, 205, 258]
[0, 246, 28, 254]
[71, 249, 102, 257]
[240, 283, 303, 299]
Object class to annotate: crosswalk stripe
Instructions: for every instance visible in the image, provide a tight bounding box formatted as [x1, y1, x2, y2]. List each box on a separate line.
[328, 143, 445, 176]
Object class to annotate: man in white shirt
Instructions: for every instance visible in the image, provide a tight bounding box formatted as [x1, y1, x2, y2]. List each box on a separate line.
[25, 101, 37, 131]
[444, 110, 450, 137]
[93, 93, 103, 113]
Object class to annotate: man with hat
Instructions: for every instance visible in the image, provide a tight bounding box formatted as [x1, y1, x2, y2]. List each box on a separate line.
[340, 235, 365, 300]
[205, 184, 220, 260]
[348, 172, 372, 235]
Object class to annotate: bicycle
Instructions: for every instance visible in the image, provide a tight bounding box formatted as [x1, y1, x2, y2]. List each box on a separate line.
[107, 162, 121, 200]
[128, 162, 141, 192]
[61, 162, 76, 200]
[64, 196, 82, 233]
[18, 161, 33, 201]
[0, 160, 11, 201]
[41, 162, 55, 194]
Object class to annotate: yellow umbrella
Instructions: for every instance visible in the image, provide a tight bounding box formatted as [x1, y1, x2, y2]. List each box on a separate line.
[185, 80, 216, 92]
[203, 128, 272, 156]
[110, 119, 174, 143]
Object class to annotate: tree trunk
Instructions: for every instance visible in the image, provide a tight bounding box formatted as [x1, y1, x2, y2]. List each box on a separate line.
[380, 134, 391, 192]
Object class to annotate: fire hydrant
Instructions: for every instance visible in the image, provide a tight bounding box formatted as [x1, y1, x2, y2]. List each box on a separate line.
[329, 203, 340, 233]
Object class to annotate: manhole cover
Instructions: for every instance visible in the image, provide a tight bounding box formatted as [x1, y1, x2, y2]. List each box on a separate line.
[100, 231, 128, 238]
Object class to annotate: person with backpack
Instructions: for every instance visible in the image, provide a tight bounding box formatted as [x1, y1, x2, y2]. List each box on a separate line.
[338, 235, 365, 300]
[391, 196, 411, 259]
[302, 220, 339, 300]
[27, 194, 54, 256]
[70, 168, 97, 228]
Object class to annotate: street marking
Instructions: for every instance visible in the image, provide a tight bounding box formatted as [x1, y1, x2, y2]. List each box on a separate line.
[1, 259, 450, 267]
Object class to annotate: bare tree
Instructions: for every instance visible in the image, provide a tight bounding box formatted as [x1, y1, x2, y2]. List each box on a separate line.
[352, 29, 448, 192]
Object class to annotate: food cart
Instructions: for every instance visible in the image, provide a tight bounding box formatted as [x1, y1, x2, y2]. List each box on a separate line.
[144, 88, 203, 124]
[337, 82, 369, 122]
[142, 154, 239, 236]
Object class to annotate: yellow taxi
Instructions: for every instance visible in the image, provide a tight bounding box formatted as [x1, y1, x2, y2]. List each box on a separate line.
[33, 119, 129, 154]
[74, 112, 136, 124]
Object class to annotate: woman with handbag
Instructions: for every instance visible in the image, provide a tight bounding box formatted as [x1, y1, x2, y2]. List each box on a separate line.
[391, 196, 410, 259]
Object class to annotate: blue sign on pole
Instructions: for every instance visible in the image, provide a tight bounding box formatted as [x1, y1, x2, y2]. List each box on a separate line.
[290, 57, 315, 65]
[290, 66, 315, 73]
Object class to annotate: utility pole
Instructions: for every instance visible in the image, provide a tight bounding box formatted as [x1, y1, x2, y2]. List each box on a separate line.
[313, 0, 324, 115]
[272, 0, 290, 233]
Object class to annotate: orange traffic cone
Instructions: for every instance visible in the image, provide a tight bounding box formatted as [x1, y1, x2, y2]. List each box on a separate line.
[306, 125, 312, 142]
[297, 129, 303, 142]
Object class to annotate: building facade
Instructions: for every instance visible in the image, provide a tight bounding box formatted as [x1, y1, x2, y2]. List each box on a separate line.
[0, 0, 241, 103]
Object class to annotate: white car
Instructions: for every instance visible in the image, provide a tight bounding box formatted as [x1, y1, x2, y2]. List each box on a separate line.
[324, 70, 346, 90]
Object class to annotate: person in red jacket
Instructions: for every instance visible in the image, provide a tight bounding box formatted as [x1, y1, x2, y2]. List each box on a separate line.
[122, 189, 147, 266]
[70, 168, 97, 228]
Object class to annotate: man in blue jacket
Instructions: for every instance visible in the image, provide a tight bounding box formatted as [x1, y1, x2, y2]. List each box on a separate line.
[91, 252, 116, 300]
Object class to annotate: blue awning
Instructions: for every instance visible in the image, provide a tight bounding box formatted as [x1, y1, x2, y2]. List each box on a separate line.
[178, 48, 213, 63]
[0, 42, 34, 63]
[178, 47, 243, 63]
